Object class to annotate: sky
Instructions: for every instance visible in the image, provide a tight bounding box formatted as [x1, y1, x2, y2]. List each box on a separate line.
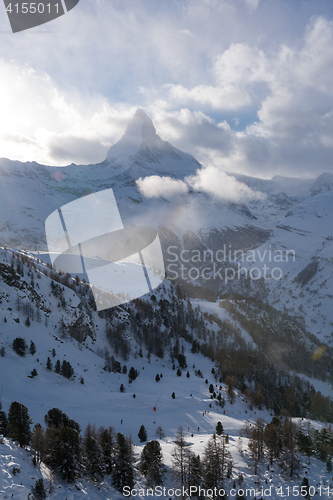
[1, 0, 333, 179]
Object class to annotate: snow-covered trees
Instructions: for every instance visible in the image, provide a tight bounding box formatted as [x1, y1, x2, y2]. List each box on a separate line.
[98, 426, 115, 475]
[43, 407, 82, 482]
[112, 433, 134, 492]
[58, 425, 82, 482]
[83, 423, 104, 481]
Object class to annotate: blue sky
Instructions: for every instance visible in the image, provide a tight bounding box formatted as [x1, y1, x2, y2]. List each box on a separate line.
[1, 0, 333, 178]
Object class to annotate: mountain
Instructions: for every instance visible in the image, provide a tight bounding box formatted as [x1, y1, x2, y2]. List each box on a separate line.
[0, 110, 270, 254]
[1, 109, 333, 341]
[310, 172, 333, 196]
[2, 112, 333, 493]
[105, 108, 201, 177]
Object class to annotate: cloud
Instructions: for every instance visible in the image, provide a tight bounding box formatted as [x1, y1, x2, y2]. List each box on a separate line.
[0, 58, 137, 165]
[1, 2, 333, 179]
[186, 166, 266, 201]
[165, 84, 251, 110]
[244, 0, 259, 11]
[137, 168, 265, 203]
[136, 176, 188, 198]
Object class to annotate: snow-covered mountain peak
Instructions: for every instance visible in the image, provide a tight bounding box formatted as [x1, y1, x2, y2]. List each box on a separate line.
[123, 108, 157, 143]
[105, 109, 201, 178]
[310, 172, 333, 196]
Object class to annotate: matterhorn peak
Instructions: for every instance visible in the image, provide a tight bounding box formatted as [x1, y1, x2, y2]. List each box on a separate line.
[123, 109, 157, 143]
[105, 108, 201, 178]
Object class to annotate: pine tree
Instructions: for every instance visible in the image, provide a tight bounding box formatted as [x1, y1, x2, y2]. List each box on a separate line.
[84, 423, 105, 481]
[128, 367, 138, 382]
[98, 426, 115, 475]
[188, 453, 202, 491]
[177, 368, 182, 377]
[31, 478, 47, 500]
[120, 383, 125, 393]
[61, 360, 74, 379]
[29, 341, 36, 355]
[55, 360, 61, 374]
[7, 401, 32, 448]
[141, 440, 164, 487]
[46, 357, 52, 370]
[25, 316, 31, 327]
[12, 337, 27, 357]
[0, 403, 8, 436]
[58, 425, 82, 482]
[172, 392, 175, 399]
[155, 374, 160, 382]
[216, 421, 224, 436]
[112, 433, 134, 491]
[138, 424, 148, 442]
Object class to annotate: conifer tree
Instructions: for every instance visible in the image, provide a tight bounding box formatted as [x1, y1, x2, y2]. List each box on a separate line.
[29, 341, 36, 355]
[138, 424, 148, 442]
[141, 440, 164, 487]
[12, 337, 27, 357]
[216, 421, 224, 436]
[98, 426, 115, 475]
[46, 357, 52, 370]
[83, 423, 105, 481]
[31, 478, 47, 500]
[0, 403, 8, 436]
[7, 401, 32, 448]
[112, 433, 134, 491]
[58, 425, 82, 482]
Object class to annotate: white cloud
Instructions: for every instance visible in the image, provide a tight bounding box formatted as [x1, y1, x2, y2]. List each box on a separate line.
[186, 166, 266, 201]
[0, 59, 136, 165]
[214, 43, 268, 86]
[136, 176, 188, 198]
[244, 0, 259, 11]
[165, 83, 251, 110]
[136, 167, 265, 203]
